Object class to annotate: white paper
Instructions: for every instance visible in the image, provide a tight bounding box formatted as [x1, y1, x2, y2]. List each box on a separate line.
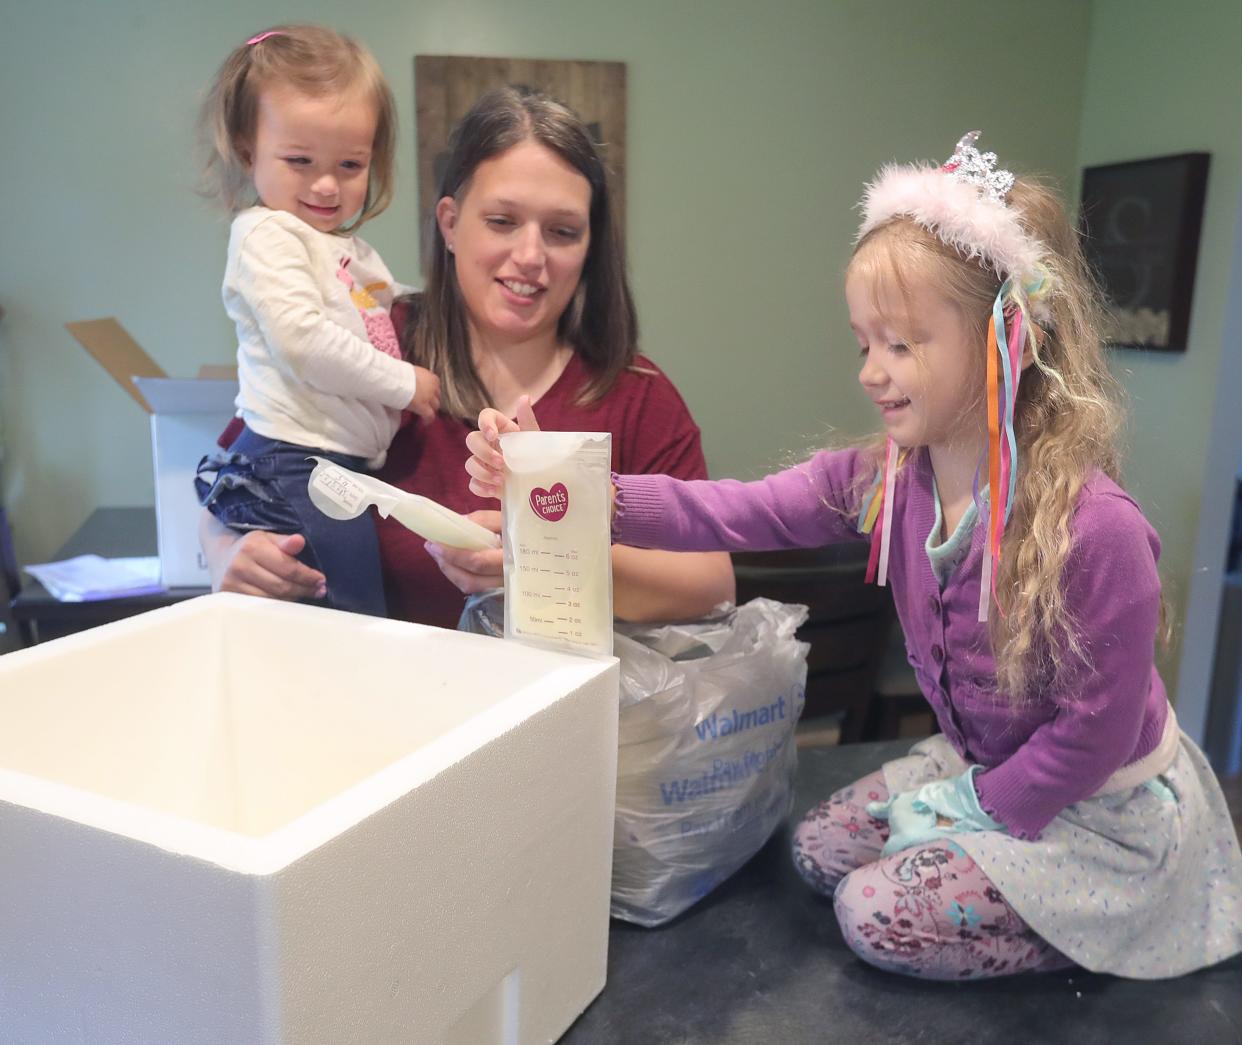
[24, 555, 165, 602]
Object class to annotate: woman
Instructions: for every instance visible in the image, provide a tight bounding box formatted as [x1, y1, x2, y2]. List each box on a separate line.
[202, 85, 734, 627]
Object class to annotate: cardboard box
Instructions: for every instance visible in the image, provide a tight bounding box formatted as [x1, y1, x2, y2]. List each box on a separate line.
[0, 593, 620, 1044]
[67, 318, 238, 588]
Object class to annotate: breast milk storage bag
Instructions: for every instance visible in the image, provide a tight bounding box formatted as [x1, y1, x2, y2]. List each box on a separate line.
[501, 431, 613, 657]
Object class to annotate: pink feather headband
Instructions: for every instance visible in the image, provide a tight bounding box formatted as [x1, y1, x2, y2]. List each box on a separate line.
[857, 131, 1051, 323]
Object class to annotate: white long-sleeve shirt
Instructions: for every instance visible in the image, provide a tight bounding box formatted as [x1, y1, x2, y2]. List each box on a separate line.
[223, 207, 417, 467]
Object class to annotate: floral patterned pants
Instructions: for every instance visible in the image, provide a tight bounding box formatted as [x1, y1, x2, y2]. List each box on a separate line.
[792, 770, 1073, 980]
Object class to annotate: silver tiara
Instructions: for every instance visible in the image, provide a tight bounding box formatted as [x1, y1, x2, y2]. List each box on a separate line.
[940, 131, 1014, 203]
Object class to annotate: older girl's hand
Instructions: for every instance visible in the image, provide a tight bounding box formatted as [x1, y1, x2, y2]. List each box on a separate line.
[426, 510, 504, 593]
[464, 395, 541, 499]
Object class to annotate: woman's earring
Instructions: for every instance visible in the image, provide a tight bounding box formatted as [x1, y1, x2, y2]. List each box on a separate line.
[446, 242, 455, 254]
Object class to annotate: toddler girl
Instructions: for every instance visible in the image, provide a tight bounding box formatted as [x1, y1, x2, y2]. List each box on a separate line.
[195, 25, 439, 616]
[467, 133, 1242, 980]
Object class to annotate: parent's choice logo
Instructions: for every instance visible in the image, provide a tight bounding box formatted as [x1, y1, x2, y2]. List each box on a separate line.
[529, 482, 569, 522]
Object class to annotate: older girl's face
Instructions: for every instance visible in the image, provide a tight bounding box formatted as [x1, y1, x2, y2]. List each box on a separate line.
[436, 140, 592, 349]
[846, 262, 985, 457]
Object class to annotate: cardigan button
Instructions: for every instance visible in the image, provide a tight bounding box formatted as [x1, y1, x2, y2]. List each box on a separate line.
[928, 595, 941, 615]
[930, 644, 944, 664]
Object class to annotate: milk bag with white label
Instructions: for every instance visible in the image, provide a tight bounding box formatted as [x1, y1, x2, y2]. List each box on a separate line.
[501, 431, 613, 657]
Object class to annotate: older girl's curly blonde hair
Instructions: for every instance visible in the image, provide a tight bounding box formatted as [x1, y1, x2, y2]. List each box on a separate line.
[849, 178, 1161, 697]
[198, 24, 397, 233]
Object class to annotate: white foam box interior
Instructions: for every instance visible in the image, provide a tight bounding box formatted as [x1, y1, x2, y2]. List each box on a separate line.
[0, 593, 619, 1045]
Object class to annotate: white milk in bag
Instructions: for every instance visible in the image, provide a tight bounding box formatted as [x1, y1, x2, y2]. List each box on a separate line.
[501, 431, 613, 657]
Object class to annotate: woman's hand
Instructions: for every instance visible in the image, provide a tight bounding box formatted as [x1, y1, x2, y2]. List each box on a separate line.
[199, 510, 326, 600]
[464, 395, 541, 499]
[426, 510, 503, 593]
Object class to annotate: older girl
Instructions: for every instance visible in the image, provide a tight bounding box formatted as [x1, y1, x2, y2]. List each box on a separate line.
[470, 133, 1242, 980]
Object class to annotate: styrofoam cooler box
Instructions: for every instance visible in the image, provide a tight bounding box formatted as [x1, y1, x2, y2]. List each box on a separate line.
[0, 594, 620, 1045]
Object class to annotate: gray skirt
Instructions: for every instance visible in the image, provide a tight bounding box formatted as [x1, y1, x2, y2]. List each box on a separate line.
[882, 733, 1242, 979]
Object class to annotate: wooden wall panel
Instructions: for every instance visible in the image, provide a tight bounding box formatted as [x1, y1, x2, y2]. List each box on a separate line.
[414, 56, 627, 259]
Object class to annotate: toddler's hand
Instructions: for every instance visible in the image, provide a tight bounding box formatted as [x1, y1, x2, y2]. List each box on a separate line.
[464, 395, 540, 499]
[407, 366, 442, 422]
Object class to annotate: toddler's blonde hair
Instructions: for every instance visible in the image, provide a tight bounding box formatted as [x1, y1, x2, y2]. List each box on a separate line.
[198, 24, 397, 232]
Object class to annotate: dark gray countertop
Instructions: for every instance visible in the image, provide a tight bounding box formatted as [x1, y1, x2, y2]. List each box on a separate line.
[564, 739, 1242, 1045]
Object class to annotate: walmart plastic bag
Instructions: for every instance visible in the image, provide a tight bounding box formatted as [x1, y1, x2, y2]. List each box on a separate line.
[459, 592, 808, 926]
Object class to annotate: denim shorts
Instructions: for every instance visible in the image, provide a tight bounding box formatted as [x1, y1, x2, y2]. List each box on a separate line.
[196, 426, 388, 617]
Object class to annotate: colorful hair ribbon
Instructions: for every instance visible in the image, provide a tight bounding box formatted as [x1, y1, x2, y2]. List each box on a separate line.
[859, 470, 883, 582]
[978, 279, 1025, 622]
[859, 438, 900, 586]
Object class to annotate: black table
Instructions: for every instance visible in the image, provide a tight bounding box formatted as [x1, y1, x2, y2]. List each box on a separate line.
[9, 525, 1242, 1041]
[566, 739, 1242, 1045]
[9, 507, 207, 643]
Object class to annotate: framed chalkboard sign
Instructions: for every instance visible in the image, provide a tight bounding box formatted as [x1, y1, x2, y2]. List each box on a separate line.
[1079, 152, 1209, 352]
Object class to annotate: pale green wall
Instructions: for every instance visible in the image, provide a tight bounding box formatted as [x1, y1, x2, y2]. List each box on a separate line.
[1076, 0, 1242, 708]
[0, 0, 1091, 573]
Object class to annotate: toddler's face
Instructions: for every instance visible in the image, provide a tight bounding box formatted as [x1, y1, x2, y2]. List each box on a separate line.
[846, 265, 985, 457]
[246, 83, 377, 233]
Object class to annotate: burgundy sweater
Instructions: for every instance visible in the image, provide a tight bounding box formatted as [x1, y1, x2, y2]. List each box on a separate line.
[377, 352, 710, 629]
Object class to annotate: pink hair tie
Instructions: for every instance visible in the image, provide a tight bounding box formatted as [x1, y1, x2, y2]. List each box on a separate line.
[246, 30, 283, 45]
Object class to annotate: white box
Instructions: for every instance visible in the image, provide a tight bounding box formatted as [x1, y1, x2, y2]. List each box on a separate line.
[66, 318, 239, 589]
[132, 376, 238, 588]
[0, 594, 620, 1045]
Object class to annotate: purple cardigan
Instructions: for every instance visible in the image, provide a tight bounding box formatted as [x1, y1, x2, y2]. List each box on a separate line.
[613, 448, 1168, 840]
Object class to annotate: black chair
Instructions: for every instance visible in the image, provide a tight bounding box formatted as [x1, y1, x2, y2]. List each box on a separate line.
[731, 543, 895, 743]
[1, 504, 33, 650]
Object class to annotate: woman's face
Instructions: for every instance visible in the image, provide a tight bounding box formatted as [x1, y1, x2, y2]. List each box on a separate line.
[436, 139, 592, 350]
